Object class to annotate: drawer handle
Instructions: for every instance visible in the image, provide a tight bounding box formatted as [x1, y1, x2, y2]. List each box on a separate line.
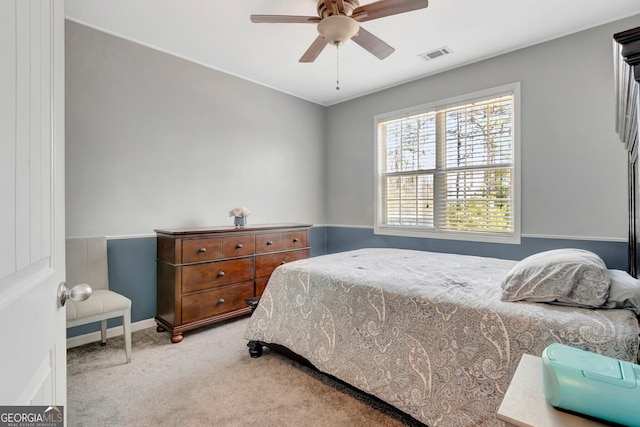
[266, 240, 273, 246]
[236, 243, 243, 249]
[198, 247, 207, 253]
[218, 271, 225, 277]
[218, 298, 225, 305]
[293, 238, 299, 243]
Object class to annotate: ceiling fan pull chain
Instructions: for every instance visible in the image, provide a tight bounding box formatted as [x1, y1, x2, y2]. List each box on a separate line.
[336, 45, 340, 91]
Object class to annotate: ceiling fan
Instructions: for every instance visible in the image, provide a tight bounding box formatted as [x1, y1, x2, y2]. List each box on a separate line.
[250, 0, 429, 63]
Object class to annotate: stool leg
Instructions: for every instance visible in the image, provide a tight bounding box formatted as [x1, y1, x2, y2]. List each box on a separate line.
[100, 320, 107, 346]
[123, 309, 132, 363]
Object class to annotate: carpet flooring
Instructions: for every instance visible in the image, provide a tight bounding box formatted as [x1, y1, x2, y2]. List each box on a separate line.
[67, 317, 424, 426]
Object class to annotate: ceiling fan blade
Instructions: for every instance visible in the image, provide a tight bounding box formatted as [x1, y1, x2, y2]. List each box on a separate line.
[250, 15, 320, 24]
[352, 0, 428, 22]
[352, 27, 395, 60]
[299, 36, 329, 63]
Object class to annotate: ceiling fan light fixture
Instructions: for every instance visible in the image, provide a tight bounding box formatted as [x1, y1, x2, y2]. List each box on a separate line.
[317, 15, 359, 46]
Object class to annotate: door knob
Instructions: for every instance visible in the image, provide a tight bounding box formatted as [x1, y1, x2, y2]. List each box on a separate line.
[58, 282, 93, 307]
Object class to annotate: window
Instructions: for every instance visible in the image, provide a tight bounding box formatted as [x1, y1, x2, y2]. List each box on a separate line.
[375, 83, 520, 243]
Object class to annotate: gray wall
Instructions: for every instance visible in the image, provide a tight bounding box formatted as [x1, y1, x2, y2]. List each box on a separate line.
[325, 15, 640, 242]
[65, 20, 327, 237]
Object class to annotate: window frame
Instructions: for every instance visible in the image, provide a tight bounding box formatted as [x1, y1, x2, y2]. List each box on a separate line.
[374, 83, 521, 244]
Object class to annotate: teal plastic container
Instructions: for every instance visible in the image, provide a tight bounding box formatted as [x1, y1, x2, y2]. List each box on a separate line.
[542, 343, 640, 427]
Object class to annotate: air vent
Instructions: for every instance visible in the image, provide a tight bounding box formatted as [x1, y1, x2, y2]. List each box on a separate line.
[418, 46, 452, 61]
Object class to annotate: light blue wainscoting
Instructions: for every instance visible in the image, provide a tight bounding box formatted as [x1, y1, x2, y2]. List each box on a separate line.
[66, 226, 628, 338]
[323, 226, 628, 270]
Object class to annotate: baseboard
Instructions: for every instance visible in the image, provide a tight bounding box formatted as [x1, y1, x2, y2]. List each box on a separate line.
[66, 318, 157, 349]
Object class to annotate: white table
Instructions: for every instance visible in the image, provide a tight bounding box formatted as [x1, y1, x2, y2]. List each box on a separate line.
[497, 354, 608, 427]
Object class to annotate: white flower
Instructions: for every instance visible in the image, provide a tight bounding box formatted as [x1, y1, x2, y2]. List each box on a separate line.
[229, 207, 251, 218]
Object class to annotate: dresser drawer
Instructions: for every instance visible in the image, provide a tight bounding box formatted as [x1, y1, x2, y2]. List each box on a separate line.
[182, 258, 254, 294]
[182, 238, 221, 263]
[283, 231, 307, 250]
[256, 231, 308, 254]
[182, 281, 254, 324]
[255, 232, 283, 254]
[256, 249, 310, 278]
[221, 235, 255, 258]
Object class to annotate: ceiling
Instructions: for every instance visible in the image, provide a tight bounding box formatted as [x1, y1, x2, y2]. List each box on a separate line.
[64, 0, 640, 106]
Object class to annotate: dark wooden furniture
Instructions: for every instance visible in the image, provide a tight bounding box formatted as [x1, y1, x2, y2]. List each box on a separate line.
[155, 223, 311, 343]
[614, 27, 640, 276]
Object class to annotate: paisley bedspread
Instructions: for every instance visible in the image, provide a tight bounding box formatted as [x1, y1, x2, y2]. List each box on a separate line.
[243, 248, 640, 426]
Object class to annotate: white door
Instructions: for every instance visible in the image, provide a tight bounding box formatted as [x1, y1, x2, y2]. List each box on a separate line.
[0, 0, 66, 414]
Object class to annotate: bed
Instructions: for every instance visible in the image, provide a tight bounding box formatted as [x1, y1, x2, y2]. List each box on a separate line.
[244, 26, 640, 427]
[244, 248, 640, 426]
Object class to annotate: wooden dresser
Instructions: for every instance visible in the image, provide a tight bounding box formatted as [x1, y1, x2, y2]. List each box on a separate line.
[155, 223, 311, 343]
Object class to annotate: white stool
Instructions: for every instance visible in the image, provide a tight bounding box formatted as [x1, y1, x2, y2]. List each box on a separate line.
[66, 237, 132, 363]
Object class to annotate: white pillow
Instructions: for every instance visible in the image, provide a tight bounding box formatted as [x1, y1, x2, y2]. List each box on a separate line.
[501, 249, 610, 308]
[602, 270, 640, 315]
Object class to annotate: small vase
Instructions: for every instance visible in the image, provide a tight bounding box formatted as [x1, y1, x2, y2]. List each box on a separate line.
[234, 216, 246, 227]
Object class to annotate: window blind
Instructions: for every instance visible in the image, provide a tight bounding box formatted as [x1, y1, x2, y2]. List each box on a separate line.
[437, 96, 514, 233]
[376, 88, 517, 241]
